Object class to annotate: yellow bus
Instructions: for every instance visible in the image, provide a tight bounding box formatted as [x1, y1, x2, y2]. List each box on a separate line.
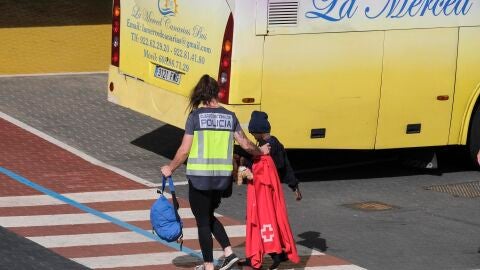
[107, 0, 480, 163]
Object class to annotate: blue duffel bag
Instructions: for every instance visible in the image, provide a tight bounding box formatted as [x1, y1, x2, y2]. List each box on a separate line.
[150, 176, 183, 245]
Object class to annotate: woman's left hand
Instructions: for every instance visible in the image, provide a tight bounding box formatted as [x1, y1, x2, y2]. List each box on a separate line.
[161, 165, 172, 177]
[260, 143, 270, 155]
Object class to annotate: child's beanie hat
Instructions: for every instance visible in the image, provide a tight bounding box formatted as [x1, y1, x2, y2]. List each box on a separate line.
[248, 111, 271, 133]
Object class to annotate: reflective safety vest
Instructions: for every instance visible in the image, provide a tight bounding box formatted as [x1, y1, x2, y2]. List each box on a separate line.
[186, 129, 234, 178]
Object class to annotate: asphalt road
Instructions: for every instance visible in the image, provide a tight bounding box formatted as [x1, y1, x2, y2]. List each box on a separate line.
[0, 74, 479, 270]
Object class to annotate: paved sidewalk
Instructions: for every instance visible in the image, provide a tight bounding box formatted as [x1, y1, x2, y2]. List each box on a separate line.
[0, 116, 365, 269]
[0, 74, 178, 185]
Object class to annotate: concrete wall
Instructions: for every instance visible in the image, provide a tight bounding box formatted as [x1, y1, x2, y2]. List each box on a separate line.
[0, 0, 112, 74]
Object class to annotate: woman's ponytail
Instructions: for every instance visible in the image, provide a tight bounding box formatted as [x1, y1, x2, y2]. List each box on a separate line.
[188, 74, 220, 112]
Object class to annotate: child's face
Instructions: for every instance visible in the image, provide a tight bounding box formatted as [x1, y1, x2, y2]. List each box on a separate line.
[250, 133, 263, 142]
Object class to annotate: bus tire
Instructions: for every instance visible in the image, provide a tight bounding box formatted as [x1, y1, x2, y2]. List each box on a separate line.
[468, 103, 480, 169]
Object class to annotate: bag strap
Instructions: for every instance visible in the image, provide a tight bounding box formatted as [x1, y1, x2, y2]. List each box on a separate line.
[161, 176, 176, 193]
[159, 176, 179, 211]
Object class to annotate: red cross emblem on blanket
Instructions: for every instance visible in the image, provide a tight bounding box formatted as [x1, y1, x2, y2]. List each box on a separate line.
[261, 224, 274, 242]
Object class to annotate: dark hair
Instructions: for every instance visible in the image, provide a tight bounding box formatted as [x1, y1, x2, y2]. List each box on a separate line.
[188, 74, 219, 112]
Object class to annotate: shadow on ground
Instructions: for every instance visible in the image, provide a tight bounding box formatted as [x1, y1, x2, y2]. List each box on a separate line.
[131, 125, 184, 160]
[289, 146, 474, 182]
[131, 125, 476, 182]
[297, 231, 327, 252]
[0, 226, 88, 270]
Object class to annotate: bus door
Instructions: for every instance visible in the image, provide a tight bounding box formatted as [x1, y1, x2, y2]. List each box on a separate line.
[375, 28, 458, 149]
[260, 31, 384, 149]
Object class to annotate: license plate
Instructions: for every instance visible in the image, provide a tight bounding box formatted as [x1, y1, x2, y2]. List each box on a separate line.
[154, 66, 181, 84]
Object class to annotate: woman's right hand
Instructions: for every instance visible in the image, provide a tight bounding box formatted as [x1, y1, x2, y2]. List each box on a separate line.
[161, 165, 172, 177]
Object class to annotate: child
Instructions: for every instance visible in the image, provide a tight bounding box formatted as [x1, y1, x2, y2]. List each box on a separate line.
[235, 111, 302, 270]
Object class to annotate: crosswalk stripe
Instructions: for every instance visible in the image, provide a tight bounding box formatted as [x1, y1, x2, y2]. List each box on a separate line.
[27, 225, 246, 248]
[0, 209, 220, 227]
[0, 189, 164, 207]
[72, 251, 197, 268]
[50, 239, 322, 258]
[72, 247, 326, 269]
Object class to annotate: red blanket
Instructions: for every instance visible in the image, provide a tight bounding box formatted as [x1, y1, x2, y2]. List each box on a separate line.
[245, 156, 299, 268]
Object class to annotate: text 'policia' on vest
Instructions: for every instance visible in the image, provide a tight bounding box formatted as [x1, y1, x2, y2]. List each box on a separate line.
[199, 113, 234, 129]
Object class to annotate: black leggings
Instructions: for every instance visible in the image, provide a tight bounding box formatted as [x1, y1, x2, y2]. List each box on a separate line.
[189, 183, 231, 262]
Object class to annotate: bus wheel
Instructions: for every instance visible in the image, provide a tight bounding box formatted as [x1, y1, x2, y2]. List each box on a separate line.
[468, 103, 480, 169]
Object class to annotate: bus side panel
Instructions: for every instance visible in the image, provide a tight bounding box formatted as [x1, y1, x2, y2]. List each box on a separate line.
[449, 27, 480, 145]
[261, 32, 384, 149]
[375, 28, 458, 149]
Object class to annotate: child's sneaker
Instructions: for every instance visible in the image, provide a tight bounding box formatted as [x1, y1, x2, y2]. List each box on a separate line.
[269, 251, 288, 270]
[219, 253, 239, 270]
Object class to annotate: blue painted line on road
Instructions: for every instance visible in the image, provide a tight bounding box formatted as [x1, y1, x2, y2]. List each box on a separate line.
[0, 166, 208, 263]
